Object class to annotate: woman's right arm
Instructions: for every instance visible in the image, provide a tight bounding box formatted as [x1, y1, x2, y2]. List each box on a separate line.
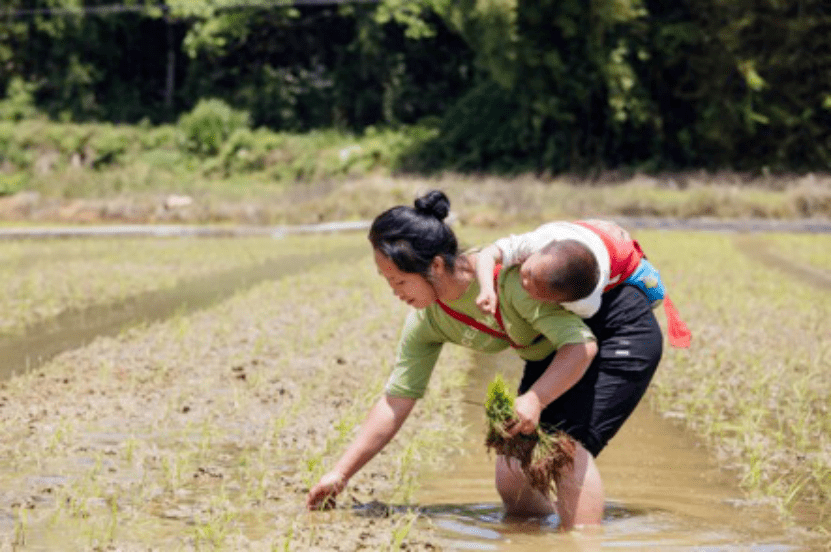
[306, 394, 417, 510]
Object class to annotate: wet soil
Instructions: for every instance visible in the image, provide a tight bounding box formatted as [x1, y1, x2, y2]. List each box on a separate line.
[0, 241, 469, 551]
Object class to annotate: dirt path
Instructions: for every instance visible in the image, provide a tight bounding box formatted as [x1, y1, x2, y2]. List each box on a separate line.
[732, 234, 831, 290]
[1, 216, 830, 240]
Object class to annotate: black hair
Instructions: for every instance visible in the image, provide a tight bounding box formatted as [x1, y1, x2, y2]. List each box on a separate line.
[368, 190, 459, 276]
[542, 239, 600, 302]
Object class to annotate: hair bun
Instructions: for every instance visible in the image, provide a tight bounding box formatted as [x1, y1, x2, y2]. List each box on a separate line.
[414, 190, 450, 221]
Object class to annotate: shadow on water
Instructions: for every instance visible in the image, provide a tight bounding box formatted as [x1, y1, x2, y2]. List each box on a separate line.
[398, 351, 817, 552]
[0, 244, 366, 381]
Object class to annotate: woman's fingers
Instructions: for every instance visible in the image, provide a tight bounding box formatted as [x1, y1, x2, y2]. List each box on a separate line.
[307, 486, 338, 510]
[504, 418, 536, 437]
[306, 471, 348, 510]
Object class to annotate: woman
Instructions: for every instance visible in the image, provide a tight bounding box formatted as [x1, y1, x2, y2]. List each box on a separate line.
[306, 190, 662, 529]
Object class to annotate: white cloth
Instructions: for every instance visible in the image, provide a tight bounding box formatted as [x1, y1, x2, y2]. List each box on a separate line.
[493, 222, 611, 318]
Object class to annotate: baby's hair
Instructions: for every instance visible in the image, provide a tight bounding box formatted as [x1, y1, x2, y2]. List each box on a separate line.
[369, 190, 459, 276]
[541, 239, 599, 302]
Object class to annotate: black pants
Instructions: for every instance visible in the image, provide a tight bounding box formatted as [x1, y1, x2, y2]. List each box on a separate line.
[519, 284, 663, 457]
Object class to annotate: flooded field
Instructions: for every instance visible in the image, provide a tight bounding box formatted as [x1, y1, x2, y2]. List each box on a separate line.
[415, 353, 818, 551]
[0, 229, 828, 550]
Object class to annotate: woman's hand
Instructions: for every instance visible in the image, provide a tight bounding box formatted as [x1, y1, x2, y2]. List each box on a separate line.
[304, 395, 416, 511]
[306, 470, 348, 510]
[506, 391, 543, 437]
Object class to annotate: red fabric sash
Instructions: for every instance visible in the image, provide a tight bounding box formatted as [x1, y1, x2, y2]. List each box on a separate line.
[574, 219, 691, 349]
[436, 264, 533, 349]
[573, 220, 643, 289]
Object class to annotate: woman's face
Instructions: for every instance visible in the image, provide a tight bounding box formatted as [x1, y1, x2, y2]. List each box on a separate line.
[374, 249, 438, 309]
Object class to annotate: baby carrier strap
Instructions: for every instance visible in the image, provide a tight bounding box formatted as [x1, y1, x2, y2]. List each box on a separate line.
[573, 219, 643, 288]
[436, 264, 535, 349]
[435, 300, 518, 345]
[574, 219, 692, 349]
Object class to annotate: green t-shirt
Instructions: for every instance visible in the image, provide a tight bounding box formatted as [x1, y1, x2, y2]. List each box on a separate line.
[385, 266, 596, 399]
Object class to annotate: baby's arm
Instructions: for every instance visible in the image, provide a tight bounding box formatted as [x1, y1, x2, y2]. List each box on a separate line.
[475, 244, 503, 315]
[475, 226, 556, 315]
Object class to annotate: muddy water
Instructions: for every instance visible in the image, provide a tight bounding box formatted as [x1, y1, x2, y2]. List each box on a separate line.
[414, 351, 813, 551]
[0, 245, 365, 380]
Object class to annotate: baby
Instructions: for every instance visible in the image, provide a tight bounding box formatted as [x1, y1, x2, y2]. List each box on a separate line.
[475, 219, 690, 348]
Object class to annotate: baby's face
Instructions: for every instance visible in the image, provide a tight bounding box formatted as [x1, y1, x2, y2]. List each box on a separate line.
[519, 252, 570, 304]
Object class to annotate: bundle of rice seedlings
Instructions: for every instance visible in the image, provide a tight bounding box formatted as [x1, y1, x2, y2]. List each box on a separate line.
[484, 374, 576, 494]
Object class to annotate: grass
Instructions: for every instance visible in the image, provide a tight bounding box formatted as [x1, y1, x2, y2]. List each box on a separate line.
[761, 234, 831, 271]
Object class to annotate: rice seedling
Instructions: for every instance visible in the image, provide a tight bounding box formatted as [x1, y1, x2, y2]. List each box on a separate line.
[302, 454, 325, 491]
[12, 507, 27, 548]
[160, 451, 191, 493]
[484, 374, 575, 494]
[45, 419, 73, 455]
[192, 508, 235, 552]
[275, 523, 294, 551]
[388, 510, 419, 552]
[81, 495, 119, 551]
[390, 442, 419, 505]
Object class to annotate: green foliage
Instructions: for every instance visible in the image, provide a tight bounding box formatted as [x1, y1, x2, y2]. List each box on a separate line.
[89, 128, 130, 169]
[0, 122, 31, 170]
[406, 81, 533, 173]
[218, 127, 286, 174]
[376, 0, 445, 39]
[0, 77, 38, 121]
[0, 173, 27, 196]
[421, 0, 831, 172]
[177, 98, 251, 157]
[136, 124, 180, 151]
[1, 0, 830, 172]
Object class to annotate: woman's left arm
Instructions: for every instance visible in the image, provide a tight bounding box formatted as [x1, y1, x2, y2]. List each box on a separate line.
[507, 341, 597, 436]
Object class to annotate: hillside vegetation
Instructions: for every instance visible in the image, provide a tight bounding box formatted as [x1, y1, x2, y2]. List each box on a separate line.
[1, 117, 830, 227]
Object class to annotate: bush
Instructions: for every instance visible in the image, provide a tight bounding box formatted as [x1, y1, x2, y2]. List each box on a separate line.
[89, 128, 131, 169]
[0, 77, 38, 122]
[0, 173, 27, 196]
[218, 128, 287, 174]
[178, 99, 251, 157]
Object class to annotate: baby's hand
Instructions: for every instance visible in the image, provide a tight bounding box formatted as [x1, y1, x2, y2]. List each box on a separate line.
[476, 290, 497, 316]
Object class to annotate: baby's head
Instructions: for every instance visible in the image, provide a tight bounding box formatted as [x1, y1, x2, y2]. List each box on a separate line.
[519, 239, 599, 304]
